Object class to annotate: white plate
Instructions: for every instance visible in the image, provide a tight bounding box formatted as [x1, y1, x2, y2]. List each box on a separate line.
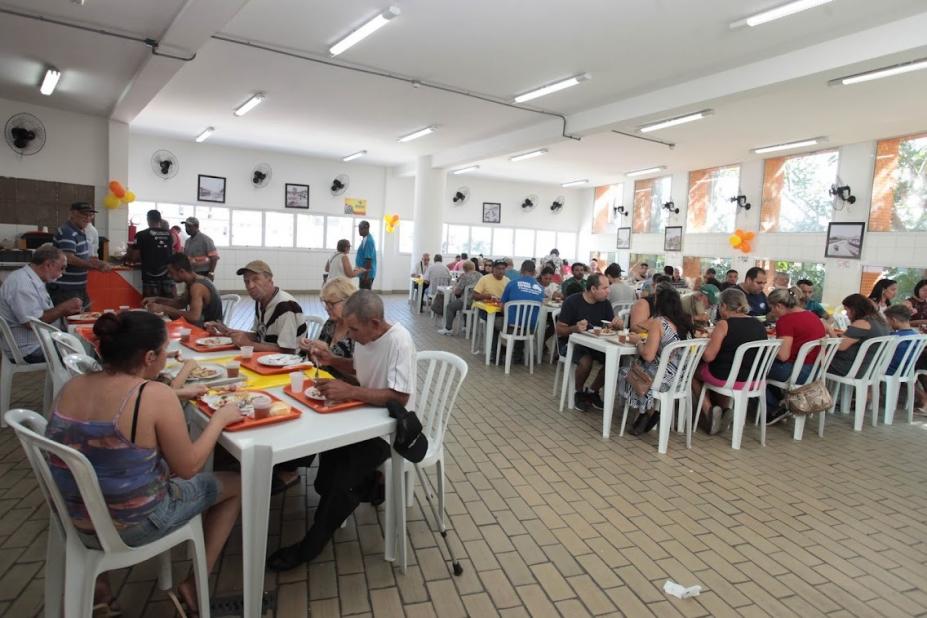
[67, 312, 101, 321]
[195, 336, 233, 347]
[201, 391, 260, 413]
[167, 363, 224, 381]
[258, 353, 307, 367]
[303, 386, 325, 401]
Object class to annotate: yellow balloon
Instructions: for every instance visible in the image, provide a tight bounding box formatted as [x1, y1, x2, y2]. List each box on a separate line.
[121, 190, 136, 204]
[729, 234, 742, 247]
[104, 193, 121, 209]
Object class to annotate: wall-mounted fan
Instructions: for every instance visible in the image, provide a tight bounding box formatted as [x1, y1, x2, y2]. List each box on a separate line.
[521, 194, 538, 211]
[829, 177, 856, 209]
[550, 195, 565, 213]
[252, 163, 272, 188]
[451, 186, 470, 206]
[4, 113, 46, 156]
[150, 149, 179, 180]
[330, 174, 350, 196]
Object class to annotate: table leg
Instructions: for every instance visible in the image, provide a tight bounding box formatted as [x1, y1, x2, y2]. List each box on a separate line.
[601, 350, 618, 439]
[240, 445, 274, 618]
[484, 314, 493, 365]
[417, 281, 425, 314]
[536, 309, 546, 365]
[389, 446, 407, 572]
[443, 289, 451, 320]
[559, 341, 575, 411]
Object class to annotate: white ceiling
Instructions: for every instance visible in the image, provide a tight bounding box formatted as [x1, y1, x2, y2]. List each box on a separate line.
[1, 0, 926, 183]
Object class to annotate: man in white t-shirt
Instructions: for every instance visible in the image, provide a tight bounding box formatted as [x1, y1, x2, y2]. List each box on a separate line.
[268, 290, 416, 571]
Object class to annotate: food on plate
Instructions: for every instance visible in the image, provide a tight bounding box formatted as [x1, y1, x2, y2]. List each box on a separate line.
[195, 336, 233, 347]
[67, 312, 102, 321]
[188, 364, 223, 380]
[202, 390, 269, 414]
[303, 386, 325, 401]
[269, 401, 290, 416]
[257, 353, 307, 367]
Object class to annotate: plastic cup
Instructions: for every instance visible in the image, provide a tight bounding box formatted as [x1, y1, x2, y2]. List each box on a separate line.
[226, 361, 240, 378]
[289, 371, 305, 393]
[252, 395, 272, 419]
[178, 328, 192, 342]
[104, 308, 115, 314]
[240, 345, 254, 359]
[119, 305, 130, 311]
[592, 327, 603, 335]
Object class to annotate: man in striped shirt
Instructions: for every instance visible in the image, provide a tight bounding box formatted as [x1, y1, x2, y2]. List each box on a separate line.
[48, 202, 111, 309]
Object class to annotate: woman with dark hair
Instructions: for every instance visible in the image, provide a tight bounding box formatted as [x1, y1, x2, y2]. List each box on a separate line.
[620, 283, 692, 435]
[868, 278, 897, 312]
[906, 279, 927, 326]
[691, 288, 768, 435]
[628, 273, 671, 330]
[828, 293, 891, 376]
[45, 311, 242, 614]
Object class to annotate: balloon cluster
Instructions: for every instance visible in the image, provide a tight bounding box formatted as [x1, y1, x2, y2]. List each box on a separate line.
[103, 180, 136, 210]
[728, 228, 756, 254]
[384, 213, 400, 233]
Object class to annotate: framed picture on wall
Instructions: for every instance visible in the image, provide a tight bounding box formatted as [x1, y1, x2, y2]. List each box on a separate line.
[825, 222, 865, 259]
[197, 174, 226, 203]
[285, 183, 310, 209]
[616, 227, 631, 249]
[664, 226, 683, 252]
[482, 202, 501, 224]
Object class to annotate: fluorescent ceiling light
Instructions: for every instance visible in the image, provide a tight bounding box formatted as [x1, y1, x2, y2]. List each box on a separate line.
[731, 0, 834, 28]
[397, 126, 435, 143]
[195, 127, 215, 143]
[330, 6, 400, 56]
[752, 137, 823, 154]
[342, 150, 367, 162]
[514, 73, 590, 103]
[509, 149, 548, 162]
[561, 179, 588, 188]
[626, 166, 666, 177]
[40, 67, 60, 96]
[832, 57, 927, 85]
[453, 165, 479, 175]
[233, 92, 265, 117]
[640, 109, 713, 133]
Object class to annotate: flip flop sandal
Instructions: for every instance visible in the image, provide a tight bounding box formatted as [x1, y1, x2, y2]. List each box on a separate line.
[271, 472, 300, 495]
[166, 591, 195, 618]
[92, 600, 123, 617]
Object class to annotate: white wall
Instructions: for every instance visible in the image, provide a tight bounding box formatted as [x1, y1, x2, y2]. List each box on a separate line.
[0, 96, 110, 245]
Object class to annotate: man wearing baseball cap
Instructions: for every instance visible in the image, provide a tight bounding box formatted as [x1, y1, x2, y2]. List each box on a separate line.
[204, 260, 306, 352]
[48, 202, 111, 309]
[182, 216, 219, 280]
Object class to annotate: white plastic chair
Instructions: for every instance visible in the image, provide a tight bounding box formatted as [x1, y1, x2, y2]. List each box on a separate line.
[63, 353, 101, 378]
[27, 317, 71, 402]
[825, 335, 895, 432]
[619, 339, 708, 454]
[495, 301, 542, 374]
[0, 318, 51, 425]
[833, 311, 850, 330]
[611, 302, 633, 317]
[52, 331, 86, 358]
[219, 294, 240, 324]
[695, 339, 782, 449]
[766, 338, 840, 440]
[458, 285, 476, 338]
[3, 408, 211, 618]
[304, 314, 327, 341]
[428, 276, 452, 322]
[879, 334, 927, 425]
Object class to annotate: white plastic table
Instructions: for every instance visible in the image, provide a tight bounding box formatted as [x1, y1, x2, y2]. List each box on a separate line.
[410, 278, 426, 314]
[558, 332, 636, 439]
[536, 302, 561, 364]
[470, 301, 501, 365]
[437, 285, 454, 318]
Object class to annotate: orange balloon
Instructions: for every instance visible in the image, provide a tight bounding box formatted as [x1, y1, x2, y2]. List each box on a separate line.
[743, 231, 756, 241]
[109, 180, 126, 198]
[740, 242, 752, 253]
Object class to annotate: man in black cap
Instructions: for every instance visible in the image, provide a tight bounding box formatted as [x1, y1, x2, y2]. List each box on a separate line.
[130, 209, 175, 298]
[48, 202, 111, 309]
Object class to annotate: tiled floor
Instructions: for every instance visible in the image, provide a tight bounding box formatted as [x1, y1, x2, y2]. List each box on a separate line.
[2, 294, 927, 617]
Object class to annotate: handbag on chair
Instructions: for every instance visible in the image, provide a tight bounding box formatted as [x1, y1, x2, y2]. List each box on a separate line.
[627, 361, 653, 397]
[783, 379, 832, 415]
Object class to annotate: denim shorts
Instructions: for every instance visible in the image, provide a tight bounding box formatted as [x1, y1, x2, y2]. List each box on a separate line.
[120, 473, 220, 547]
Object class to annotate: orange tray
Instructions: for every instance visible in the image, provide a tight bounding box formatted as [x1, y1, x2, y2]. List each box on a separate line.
[195, 390, 301, 431]
[283, 383, 365, 414]
[181, 329, 239, 353]
[236, 352, 314, 376]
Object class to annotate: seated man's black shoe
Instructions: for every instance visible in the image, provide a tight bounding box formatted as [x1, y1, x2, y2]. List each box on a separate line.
[267, 537, 326, 572]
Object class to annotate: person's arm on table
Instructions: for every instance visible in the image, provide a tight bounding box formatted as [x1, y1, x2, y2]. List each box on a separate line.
[318, 380, 409, 407]
[700, 320, 728, 363]
[39, 297, 82, 323]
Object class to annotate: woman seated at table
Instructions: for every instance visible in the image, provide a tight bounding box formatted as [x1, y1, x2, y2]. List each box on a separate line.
[620, 284, 692, 436]
[906, 279, 927, 328]
[867, 278, 897, 314]
[46, 311, 242, 615]
[271, 277, 359, 495]
[628, 274, 670, 330]
[827, 293, 891, 377]
[692, 288, 768, 435]
[765, 286, 826, 422]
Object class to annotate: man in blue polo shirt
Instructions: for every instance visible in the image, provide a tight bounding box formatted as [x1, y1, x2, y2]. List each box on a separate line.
[501, 260, 545, 324]
[48, 202, 111, 309]
[355, 220, 376, 290]
[738, 266, 769, 317]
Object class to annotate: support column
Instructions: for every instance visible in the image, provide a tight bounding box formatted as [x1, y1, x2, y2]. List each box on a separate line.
[411, 155, 446, 270]
[105, 120, 130, 251]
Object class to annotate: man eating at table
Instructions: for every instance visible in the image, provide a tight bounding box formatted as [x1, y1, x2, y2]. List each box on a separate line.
[556, 274, 623, 412]
[204, 260, 305, 353]
[267, 290, 416, 571]
[142, 254, 223, 327]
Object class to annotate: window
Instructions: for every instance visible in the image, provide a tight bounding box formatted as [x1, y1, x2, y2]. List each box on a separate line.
[859, 266, 927, 300]
[760, 149, 838, 232]
[445, 224, 470, 254]
[535, 230, 557, 259]
[195, 206, 230, 246]
[757, 260, 826, 301]
[398, 220, 414, 254]
[128, 202, 195, 231]
[514, 229, 534, 258]
[687, 165, 739, 233]
[632, 176, 672, 233]
[593, 184, 623, 234]
[325, 216, 354, 250]
[870, 132, 927, 232]
[230, 210, 263, 246]
[492, 228, 514, 257]
[264, 212, 295, 248]
[556, 232, 577, 260]
[296, 214, 325, 249]
[682, 256, 733, 282]
[630, 254, 660, 276]
[470, 226, 492, 256]
[353, 219, 380, 251]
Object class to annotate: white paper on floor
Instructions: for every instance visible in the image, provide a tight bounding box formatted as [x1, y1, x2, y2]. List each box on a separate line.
[663, 580, 702, 599]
